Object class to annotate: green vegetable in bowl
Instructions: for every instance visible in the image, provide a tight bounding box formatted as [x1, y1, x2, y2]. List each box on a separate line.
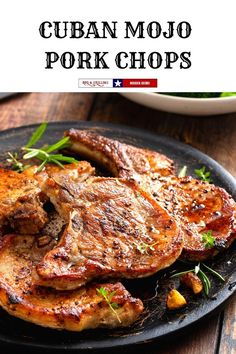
[220, 92, 236, 97]
[161, 92, 236, 98]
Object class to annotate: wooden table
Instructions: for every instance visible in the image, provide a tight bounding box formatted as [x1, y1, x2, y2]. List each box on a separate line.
[0, 93, 235, 354]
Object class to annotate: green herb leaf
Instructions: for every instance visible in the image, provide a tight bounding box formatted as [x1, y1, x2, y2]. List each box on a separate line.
[36, 160, 47, 173]
[170, 269, 195, 278]
[201, 230, 215, 249]
[202, 263, 225, 282]
[44, 136, 71, 153]
[198, 269, 211, 296]
[135, 241, 159, 255]
[48, 154, 78, 163]
[25, 122, 48, 148]
[178, 165, 187, 178]
[23, 149, 41, 159]
[96, 287, 121, 323]
[195, 166, 212, 183]
[50, 159, 65, 169]
[23, 148, 49, 160]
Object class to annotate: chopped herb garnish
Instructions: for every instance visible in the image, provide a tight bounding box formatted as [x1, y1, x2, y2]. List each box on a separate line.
[96, 287, 121, 323]
[134, 241, 159, 254]
[178, 165, 187, 178]
[195, 166, 212, 183]
[171, 262, 224, 296]
[202, 230, 215, 249]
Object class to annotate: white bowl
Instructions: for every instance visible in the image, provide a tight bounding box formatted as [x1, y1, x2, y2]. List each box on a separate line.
[121, 93, 236, 116]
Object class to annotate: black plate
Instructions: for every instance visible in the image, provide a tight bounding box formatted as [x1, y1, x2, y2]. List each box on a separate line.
[0, 121, 235, 351]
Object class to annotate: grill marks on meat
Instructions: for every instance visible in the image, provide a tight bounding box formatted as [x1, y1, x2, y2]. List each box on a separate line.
[0, 169, 47, 234]
[65, 130, 236, 261]
[65, 129, 175, 179]
[0, 234, 143, 331]
[36, 176, 182, 290]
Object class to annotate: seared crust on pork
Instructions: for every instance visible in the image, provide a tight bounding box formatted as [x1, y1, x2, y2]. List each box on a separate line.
[155, 175, 236, 260]
[36, 176, 183, 290]
[0, 234, 143, 331]
[0, 169, 47, 234]
[65, 129, 175, 179]
[65, 130, 236, 261]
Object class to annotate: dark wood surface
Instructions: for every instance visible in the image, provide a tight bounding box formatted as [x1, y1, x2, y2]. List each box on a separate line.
[0, 92, 235, 354]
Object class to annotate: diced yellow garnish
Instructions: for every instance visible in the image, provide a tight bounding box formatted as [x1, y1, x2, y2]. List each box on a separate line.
[167, 289, 187, 310]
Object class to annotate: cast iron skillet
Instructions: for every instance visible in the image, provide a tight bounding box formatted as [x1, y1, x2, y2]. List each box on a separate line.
[0, 121, 235, 351]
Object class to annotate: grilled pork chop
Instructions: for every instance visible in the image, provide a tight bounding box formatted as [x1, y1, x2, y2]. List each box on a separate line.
[0, 234, 143, 331]
[65, 129, 175, 179]
[66, 130, 236, 260]
[0, 168, 47, 234]
[36, 174, 182, 290]
[155, 175, 236, 260]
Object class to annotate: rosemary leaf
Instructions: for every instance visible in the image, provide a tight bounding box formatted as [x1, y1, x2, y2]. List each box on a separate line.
[36, 160, 48, 173]
[198, 269, 211, 296]
[170, 269, 195, 278]
[50, 159, 65, 169]
[202, 264, 225, 282]
[23, 150, 41, 159]
[44, 136, 71, 153]
[25, 122, 48, 148]
[48, 154, 78, 163]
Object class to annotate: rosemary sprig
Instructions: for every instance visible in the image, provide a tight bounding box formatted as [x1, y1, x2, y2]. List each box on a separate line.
[6, 122, 78, 173]
[96, 287, 121, 323]
[201, 230, 215, 249]
[22, 147, 78, 172]
[178, 165, 187, 178]
[195, 166, 212, 183]
[171, 262, 224, 296]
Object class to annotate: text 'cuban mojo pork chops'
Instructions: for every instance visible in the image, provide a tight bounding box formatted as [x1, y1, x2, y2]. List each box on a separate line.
[36, 168, 183, 289]
[0, 234, 143, 330]
[66, 129, 236, 261]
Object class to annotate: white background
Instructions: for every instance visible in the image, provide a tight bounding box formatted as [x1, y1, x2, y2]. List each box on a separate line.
[0, 0, 235, 92]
